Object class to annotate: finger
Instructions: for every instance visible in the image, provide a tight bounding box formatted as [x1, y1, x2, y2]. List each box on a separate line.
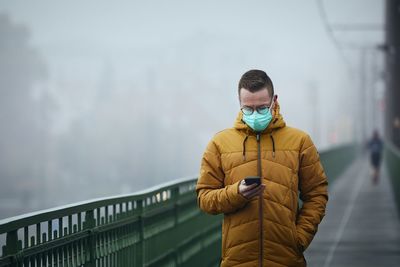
[250, 186, 264, 197]
[247, 184, 265, 194]
[246, 190, 262, 199]
[241, 183, 259, 192]
[244, 185, 265, 198]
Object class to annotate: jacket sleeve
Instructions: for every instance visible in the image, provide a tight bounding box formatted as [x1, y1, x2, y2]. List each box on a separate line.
[296, 134, 328, 251]
[196, 139, 249, 215]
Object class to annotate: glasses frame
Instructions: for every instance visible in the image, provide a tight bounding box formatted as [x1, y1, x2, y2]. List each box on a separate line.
[241, 104, 272, 116]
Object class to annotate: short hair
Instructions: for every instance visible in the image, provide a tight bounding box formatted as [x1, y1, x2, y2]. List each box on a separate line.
[238, 69, 274, 97]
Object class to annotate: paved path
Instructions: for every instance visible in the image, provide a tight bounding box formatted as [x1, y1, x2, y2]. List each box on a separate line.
[305, 157, 400, 267]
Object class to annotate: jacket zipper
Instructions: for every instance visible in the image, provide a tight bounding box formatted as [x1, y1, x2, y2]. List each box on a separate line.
[257, 133, 264, 267]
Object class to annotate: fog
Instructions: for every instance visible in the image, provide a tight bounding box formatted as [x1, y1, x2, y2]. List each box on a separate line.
[0, 0, 385, 219]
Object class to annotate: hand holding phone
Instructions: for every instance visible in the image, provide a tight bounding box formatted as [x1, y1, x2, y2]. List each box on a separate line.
[239, 176, 264, 199]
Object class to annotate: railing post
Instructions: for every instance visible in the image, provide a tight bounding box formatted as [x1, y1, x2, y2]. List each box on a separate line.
[5, 230, 19, 267]
[84, 210, 96, 267]
[171, 187, 180, 266]
[136, 199, 144, 267]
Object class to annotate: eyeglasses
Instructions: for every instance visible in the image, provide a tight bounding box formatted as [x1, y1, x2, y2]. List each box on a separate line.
[241, 105, 271, 115]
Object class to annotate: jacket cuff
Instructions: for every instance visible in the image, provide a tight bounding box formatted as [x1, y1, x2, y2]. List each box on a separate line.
[226, 181, 249, 209]
[296, 226, 314, 251]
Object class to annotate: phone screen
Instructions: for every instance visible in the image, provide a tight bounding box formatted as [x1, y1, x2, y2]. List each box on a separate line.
[244, 176, 261, 186]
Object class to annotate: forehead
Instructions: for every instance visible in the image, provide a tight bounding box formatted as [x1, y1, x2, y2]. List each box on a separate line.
[239, 88, 272, 105]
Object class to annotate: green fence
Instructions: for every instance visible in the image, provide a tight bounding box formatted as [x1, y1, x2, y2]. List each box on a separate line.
[0, 144, 359, 267]
[0, 178, 222, 267]
[384, 141, 400, 215]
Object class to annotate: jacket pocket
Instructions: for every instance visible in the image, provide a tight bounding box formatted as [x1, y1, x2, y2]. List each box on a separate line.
[290, 223, 303, 255]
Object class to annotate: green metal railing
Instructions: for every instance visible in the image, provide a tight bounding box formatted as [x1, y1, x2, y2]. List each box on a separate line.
[0, 178, 222, 267]
[384, 141, 400, 215]
[0, 144, 359, 267]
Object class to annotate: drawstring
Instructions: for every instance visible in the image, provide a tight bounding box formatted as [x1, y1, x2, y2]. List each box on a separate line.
[270, 134, 276, 158]
[242, 135, 249, 160]
[256, 133, 262, 177]
[242, 133, 276, 160]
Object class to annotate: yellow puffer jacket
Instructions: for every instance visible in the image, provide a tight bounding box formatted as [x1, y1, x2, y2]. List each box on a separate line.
[196, 103, 328, 267]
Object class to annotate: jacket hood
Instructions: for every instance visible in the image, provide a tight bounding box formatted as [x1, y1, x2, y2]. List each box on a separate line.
[234, 101, 286, 135]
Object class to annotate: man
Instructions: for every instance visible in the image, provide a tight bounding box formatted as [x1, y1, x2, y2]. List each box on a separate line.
[367, 130, 383, 185]
[196, 69, 328, 267]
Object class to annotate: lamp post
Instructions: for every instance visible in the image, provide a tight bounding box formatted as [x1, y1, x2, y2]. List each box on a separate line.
[384, 0, 400, 147]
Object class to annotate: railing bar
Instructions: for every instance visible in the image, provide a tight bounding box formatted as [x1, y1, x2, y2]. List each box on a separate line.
[29, 254, 34, 267]
[110, 230, 114, 266]
[75, 240, 80, 267]
[78, 213, 82, 232]
[101, 233, 107, 266]
[100, 235, 104, 266]
[82, 236, 86, 266]
[58, 245, 62, 267]
[97, 208, 101, 227]
[87, 236, 90, 267]
[105, 206, 109, 225]
[69, 242, 72, 267]
[112, 205, 116, 222]
[77, 237, 82, 266]
[24, 226, 29, 249]
[48, 247, 53, 267]
[41, 232, 47, 267]
[23, 255, 29, 267]
[63, 244, 67, 267]
[98, 231, 101, 260]
[58, 218, 63, 238]
[74, 239, 78, 266]
[82, 230, 86, 264]
[36, 223, 41, 245]
[36, 251, 40, 267]
[48, 220, 53, 242]
[105, 230, 109, 261]
[48, 247, 51, 267]
[42, 248, 47, 267]
[66, 242, 69, 267]
[75, 242, 78, 267]
[105, 229, 109, 264]
[68, 215, 73, 235]
[54, 246, 57, 267]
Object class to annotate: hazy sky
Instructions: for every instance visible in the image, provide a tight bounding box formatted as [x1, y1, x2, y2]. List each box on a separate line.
[0, 0, 386, 149]
[0, 1, 385, 146]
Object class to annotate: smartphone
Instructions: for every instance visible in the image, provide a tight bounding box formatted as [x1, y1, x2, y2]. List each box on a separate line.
[244, 176, 261, 186]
